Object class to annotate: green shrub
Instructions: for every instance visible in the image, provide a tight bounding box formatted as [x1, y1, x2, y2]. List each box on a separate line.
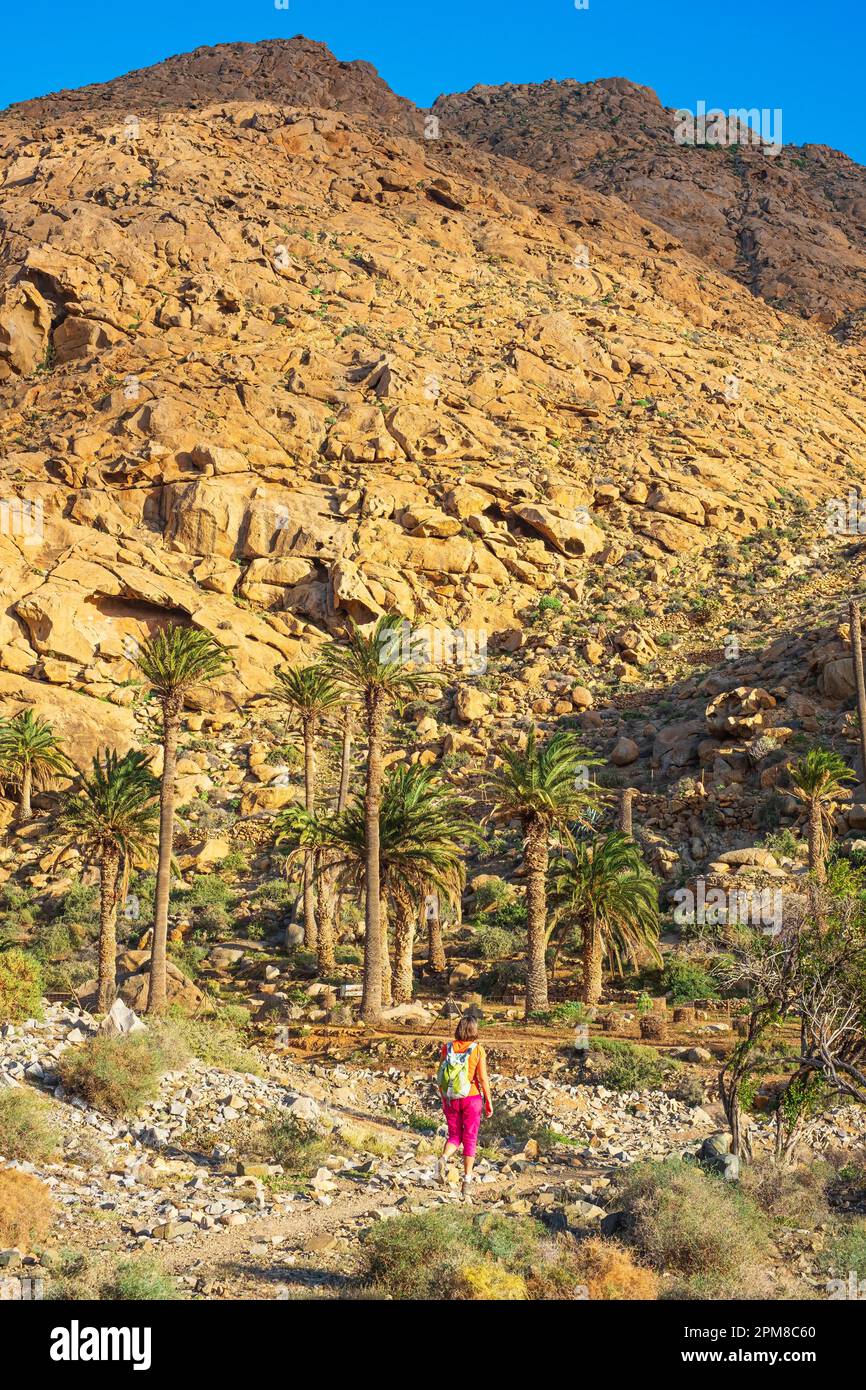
[126, 872, 156, 926]
[0, 884, 37, 944]
[335, 945, 362, 965]
[0, 949, 43, 1022]
[0, 884, 33, 914]
[260, 1115, 328, 1176]
[174, 874, 234, 909]
[476, 926, 517, 960]
[662, 957, 719, 1003]
[615, 1159, 771, 1296]
[219, 851, 249, 876]
[250, 879, 293, 907]
[167, 942, 209, 980]
[472, 878, 513, 912]
[592, 1039, 674, 1091]
[529, 1001, 591, 1026]
[48, 1250, 182, 1301]
[363, 1209, 535, 1299]
[484, 899, 527, 934]
[0, 1087, 59, 1162]
[822, 1217, 866, 1282]
[157, 1011, 261, 1075]
[105, 1257, 182, 1301]
[58, 1032, 188, 1116]
[362, 1208, 584, 1300]
[56, 881, 99, 930]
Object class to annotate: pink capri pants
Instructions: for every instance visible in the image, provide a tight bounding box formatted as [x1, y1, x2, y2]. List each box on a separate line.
[442, 1094, 483, 1157]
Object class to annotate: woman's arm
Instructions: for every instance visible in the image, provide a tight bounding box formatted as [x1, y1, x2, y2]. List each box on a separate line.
[477, 1048, 493, 1114]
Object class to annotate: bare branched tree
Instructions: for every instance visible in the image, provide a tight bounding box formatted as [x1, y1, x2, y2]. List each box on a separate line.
[717, 890, 866, 1162]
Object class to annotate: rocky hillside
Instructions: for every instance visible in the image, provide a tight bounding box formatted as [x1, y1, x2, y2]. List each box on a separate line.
[1, 37, 866, 786]
[434, 76, 866, 326]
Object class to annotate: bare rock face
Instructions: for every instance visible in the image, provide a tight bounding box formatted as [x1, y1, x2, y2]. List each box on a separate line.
[0, 39, 865, 757]
[434, 77, 866, 325]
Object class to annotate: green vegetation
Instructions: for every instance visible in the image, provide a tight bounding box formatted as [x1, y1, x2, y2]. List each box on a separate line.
[58, 1032, 189, 1116]
[0, 948, 43, 1022]
[0, 1086, 59, 1161]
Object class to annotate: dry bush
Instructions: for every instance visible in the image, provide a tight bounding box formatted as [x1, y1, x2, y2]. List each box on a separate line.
[58, 1033, 183, 1117]
[740, 1160, 830, 1229]
[454, 1262, 527, 1300]
[0, 1087, 59, 1162]
[615, 1158, 773, 1297]
[0, 1168, 54, 1249]
[573, 1237, 659, 1300]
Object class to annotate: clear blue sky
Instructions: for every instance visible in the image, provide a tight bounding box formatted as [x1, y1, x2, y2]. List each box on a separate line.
[1, 0, 864, 163]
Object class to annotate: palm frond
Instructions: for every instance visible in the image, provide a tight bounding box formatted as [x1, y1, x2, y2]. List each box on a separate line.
[135, 625, 229, 701]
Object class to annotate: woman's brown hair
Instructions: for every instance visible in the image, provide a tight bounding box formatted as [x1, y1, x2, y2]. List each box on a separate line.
[455, 1014, 478, 1041]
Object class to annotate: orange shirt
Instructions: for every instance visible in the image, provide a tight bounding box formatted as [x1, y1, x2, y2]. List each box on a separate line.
[439, 1039, 486, 1096]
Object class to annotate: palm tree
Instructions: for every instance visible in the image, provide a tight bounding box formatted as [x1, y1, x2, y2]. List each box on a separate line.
[337, 705, 356, 814]
[425, 892, 447, 973]
[276, 765, 475, 1004]
[551, 832, 660, 1006]
[135, 625, 228, 1012]
[487, 726, 604, 1015]
[58, 750, 159, 1013]
[0, 709, 72, 822]
[321, 615, 441, 1023]
[790, 748, 855, 886]
[377, 765, 479, 1002]
[274, 664, 344, 950]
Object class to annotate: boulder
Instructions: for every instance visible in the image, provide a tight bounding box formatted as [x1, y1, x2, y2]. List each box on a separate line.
[611, 735, 640, 766]
[98, 999, 147, 1037]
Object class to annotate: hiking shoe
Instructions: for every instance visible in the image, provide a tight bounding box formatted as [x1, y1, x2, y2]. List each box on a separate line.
[434, 1157, 450, 1187]
[461, 1178, 474, 1203]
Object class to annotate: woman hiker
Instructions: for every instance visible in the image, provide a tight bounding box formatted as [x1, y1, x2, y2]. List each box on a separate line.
[434, 1013, 493, 1202]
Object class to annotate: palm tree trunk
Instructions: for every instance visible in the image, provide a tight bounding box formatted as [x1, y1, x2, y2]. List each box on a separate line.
[427, 896, 446, 972]
[361, 695, 384, 1024]
[18, 764, 32, 823]
[808, 801, 825, 884]
[392, 886, 415, 1003]
[850, 599, 866, 784]
[380, 895, 392, 1008]
[619, 788, 635, 837]
[147, 699, 179, 1013]
[337, 723, 352, 813]
[316, 852, 337, 975]
[808, 799, 827, 932]
[524, 816, 550, 1016]
[581, 919, 604, 1005]
[302, 718, 317, 950]
[97, 847, 121, 1014]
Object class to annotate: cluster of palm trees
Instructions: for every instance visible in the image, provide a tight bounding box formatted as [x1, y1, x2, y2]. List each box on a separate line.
[0, 627, 228, 1015]
[274, 616, 661, 1022]
[0, 612, 665, 1025]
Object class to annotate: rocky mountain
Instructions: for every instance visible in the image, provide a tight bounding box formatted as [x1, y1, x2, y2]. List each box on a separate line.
[434, 76, 866, 326]
[1, 37, 866, 774]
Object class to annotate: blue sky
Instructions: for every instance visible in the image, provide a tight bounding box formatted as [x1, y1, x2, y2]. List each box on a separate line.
[1, 0, 863, 163]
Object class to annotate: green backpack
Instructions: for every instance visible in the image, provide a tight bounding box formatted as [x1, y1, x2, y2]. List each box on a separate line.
[437, 1041, 477, 1100]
